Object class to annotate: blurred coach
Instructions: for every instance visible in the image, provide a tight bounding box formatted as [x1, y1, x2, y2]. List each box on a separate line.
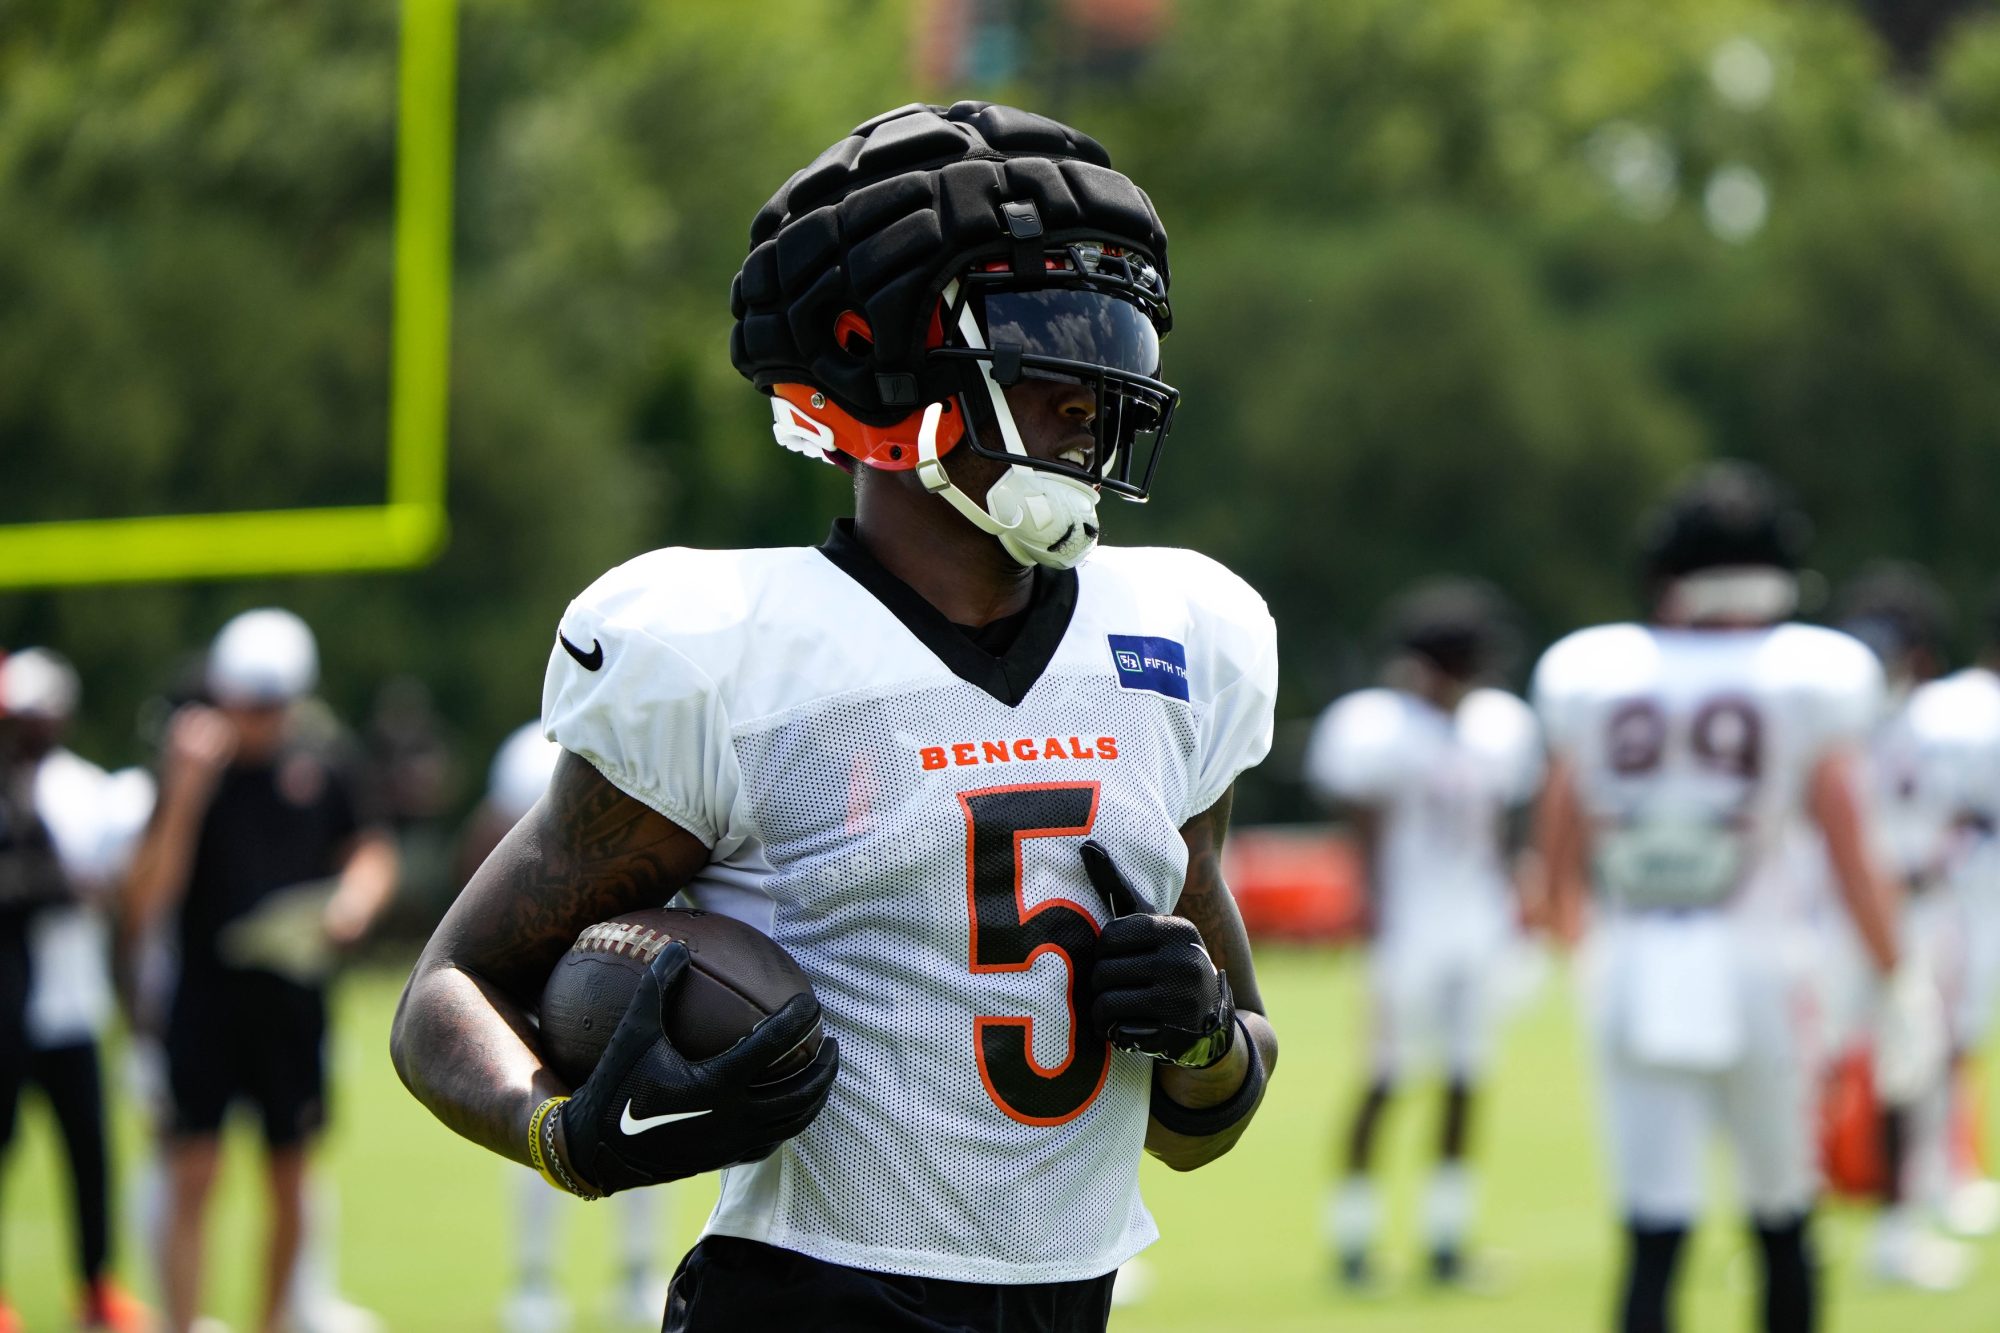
[126, 611, 397, 1333]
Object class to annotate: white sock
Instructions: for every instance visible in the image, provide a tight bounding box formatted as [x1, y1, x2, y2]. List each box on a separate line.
[1327, 1178, 1380, 1256]
[1424, 1164, 1475, 1252]
[290, 1175, 339, 1315]
[515, 1168, 561, 1290]
[1908, 1080, 1954, 1214]
[1876, 1203, 1921, 1249]
[137, 1153, 167, 1290]
[615, 1185, 666, 1278]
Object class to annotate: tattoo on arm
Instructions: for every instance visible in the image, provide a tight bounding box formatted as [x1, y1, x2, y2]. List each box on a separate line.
[441, 752, 708, 998]
[390, 752, 711, 1160]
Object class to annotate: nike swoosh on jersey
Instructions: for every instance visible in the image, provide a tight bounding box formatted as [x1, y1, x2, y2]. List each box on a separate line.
[559, 633, 604, 671]
[620, 1102, 711, 1135]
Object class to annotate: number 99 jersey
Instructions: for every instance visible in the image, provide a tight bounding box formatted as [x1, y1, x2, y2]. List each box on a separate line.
[1532, 621, 1882, 920]
[541, 526, 1276, 1284]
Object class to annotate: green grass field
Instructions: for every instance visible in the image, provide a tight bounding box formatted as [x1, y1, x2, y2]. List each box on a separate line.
[6, 946, 1999, 1330]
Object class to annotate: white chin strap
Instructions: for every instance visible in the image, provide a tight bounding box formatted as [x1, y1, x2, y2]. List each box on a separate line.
[910, 299, 1102, 570]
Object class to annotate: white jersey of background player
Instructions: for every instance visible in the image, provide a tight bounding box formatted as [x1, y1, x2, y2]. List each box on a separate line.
[1915, 663, 2000, 1049]
[1884, 586, 2000, 1057]
[479, 723, 673, 1333]
[1533, 463, 1934, 1333]
[1908, 659, 2000, 1238]
[1304, 580, 1541, 1288]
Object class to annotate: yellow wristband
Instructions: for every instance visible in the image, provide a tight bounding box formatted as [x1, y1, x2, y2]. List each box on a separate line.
[527, 1095, 570, 1194]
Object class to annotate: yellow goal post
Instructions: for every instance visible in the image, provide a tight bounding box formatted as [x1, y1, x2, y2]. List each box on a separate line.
[0, 0, 458, 590]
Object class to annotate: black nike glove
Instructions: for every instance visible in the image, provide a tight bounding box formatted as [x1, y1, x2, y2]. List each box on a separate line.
[555, 941, 839, 1196]
[1080, 839, 1236, 1069]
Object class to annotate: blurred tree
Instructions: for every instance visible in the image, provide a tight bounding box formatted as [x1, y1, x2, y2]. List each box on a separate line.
[9, 0, 2000, 834]
[0, 0, 903, 766]
[1662, 155, 2000, 646]
[1857, 0, 1995, 72]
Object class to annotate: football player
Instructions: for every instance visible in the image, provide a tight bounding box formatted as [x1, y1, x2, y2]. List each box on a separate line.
[1927, 586, 2000, 1229]
[1305, 580, 1542, 1289]
[1856, 572, 2000, 1242]
[1828, 565, 1977, 1284]
[1531, 463, 1940, 1333]
[0, 650, 153, 1331]
[392, 102, 1279, 1332]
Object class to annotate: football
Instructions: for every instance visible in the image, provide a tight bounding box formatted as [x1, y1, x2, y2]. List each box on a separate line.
[538, 907, 822, 1088]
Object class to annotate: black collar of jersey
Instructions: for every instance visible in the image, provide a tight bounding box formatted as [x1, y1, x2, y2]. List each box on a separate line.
[817, 518, 1078, 708]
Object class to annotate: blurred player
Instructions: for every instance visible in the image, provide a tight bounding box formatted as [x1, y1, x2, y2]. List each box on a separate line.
[1853, 573, 2000, 1241]
[1827, 565, 1976, 1285]
[0, 650, 154, 1330]
[0, 651, 76, 1333]
[1925, 585, 2000, 1227]
[125, 610, 399, 1333]
[1532, 463, 1938, 1333]
[394, 101, 1279, 1332]
[468, 723, 673, 1333]
[1306, 580, 1542, 1288]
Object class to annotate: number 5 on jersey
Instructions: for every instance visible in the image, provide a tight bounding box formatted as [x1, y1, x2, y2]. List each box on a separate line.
[959, 783, 1110, 1127]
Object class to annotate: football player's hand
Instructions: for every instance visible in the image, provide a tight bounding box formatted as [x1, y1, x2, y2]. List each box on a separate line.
[1080, 840, 1236, 1069]
[554, 941, 839, 1196]
[1874, 957, 1946, 1107]
[163, 705, 235, 799]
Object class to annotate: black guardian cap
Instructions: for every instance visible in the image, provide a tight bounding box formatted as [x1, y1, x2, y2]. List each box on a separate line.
[731, 102, 1175, 503]
[1640, 461, 1811, 587]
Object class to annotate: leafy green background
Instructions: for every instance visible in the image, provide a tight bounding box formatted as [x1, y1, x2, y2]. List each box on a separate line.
[10, 0, 2000, 825]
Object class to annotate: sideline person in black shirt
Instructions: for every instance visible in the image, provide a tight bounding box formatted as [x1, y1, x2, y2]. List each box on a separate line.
[0, 687, 75, 1333]
[125, 611, 397, 1333]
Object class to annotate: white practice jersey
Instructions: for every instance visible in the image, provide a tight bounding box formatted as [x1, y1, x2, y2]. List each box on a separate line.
[1903, 670, 2000, 1035]
[1303, 687, 1541, 945]
[1533, 623, 1881, 925]
[543, 529, 1276, 1284]
[26, 749, 156, 1047]
[1901, 669, 2000, 879]
[1865, 686, 1968, 894]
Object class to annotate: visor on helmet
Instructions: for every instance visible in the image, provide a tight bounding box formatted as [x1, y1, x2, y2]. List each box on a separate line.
[933, 249, 1178, 501]
[973, 287, 1162, 380]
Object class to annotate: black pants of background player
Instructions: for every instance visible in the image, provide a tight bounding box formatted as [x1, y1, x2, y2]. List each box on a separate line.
[0, 917, 31, 1303]
[664, 1236, 1118, 1333]
[25, 1040, 116, 1287]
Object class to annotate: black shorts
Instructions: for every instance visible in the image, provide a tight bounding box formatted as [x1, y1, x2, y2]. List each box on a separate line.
[663, 1236, 1118, 1333]
[0, 920, 29, 1151]
[165, 969, 327, 1147]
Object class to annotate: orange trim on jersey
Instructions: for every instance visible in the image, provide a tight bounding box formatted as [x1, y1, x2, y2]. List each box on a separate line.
[959, 780, 1110, 1128]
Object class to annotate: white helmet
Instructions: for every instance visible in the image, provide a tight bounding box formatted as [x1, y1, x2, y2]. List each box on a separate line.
[0, 647, 81, 720]
[207, 609, 319, 705]
[488, 721, 561, 823]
